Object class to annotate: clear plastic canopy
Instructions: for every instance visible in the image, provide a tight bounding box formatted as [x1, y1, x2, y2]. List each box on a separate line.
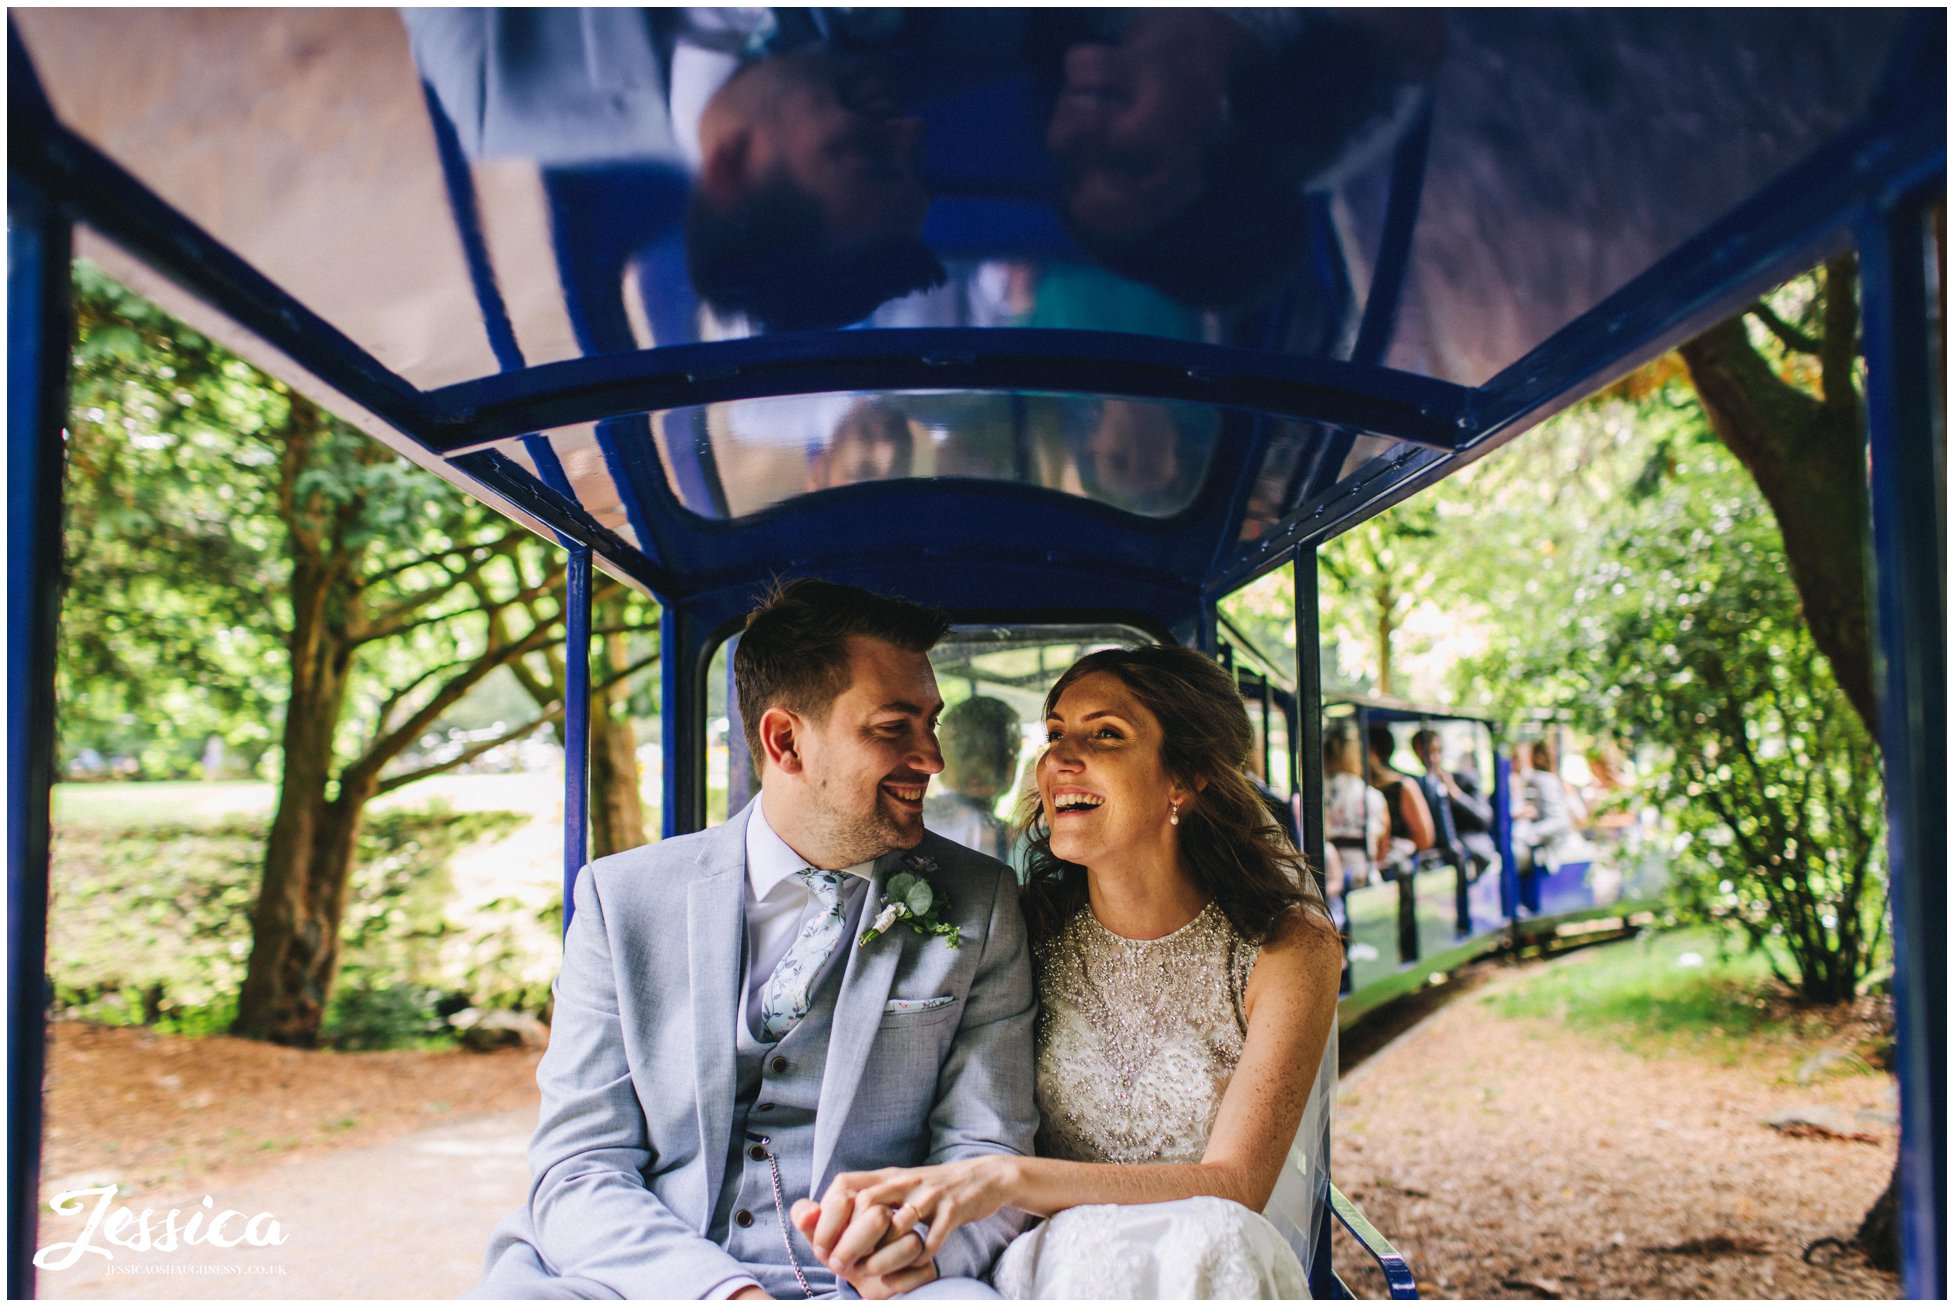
[16, 7, 1911, 551]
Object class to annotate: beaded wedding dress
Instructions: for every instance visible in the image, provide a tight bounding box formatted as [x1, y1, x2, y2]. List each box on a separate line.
[990, 902, 1312, 1299]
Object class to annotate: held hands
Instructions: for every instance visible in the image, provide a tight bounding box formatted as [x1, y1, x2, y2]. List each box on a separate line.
[788, 1193, 936, 1300]
[792, 1158, 1012, 1297]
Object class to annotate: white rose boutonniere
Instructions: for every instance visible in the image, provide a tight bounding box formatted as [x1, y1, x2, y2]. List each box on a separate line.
[857, 854, 961, 950]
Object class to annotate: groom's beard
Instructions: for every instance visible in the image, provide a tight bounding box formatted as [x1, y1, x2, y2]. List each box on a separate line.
[802, 776, 926, 869]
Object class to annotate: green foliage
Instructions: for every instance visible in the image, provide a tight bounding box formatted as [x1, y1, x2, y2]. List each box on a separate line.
[1489, 928, 1779, 1052]
[1218, 563, 1297, 670]
[62, 260, 581, 785]
[61, 264, 289, 777]
[1317, 502, 1444, 697]
[1462, 395, 1885, 1002]
[48, 804, 529, 1047]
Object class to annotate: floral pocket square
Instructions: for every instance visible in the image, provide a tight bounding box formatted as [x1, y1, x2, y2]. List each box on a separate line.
[882, 995, 956, 1014]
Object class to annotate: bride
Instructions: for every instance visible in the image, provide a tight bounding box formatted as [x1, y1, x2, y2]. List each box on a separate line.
[795, 645, 1344, 1298]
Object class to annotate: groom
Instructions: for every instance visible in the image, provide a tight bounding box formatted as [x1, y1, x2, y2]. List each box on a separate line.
[472, 579, 1037, 1299]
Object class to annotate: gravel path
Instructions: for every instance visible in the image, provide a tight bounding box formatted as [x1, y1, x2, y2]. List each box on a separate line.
[1330, 955, 1900, 1299]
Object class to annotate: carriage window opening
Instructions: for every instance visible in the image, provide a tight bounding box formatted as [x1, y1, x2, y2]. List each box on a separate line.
[1217, 563, 1301, 806]
[637, 391, 1228, 522]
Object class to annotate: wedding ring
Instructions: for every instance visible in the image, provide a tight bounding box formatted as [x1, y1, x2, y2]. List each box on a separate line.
[895, 1202, 920, 1231]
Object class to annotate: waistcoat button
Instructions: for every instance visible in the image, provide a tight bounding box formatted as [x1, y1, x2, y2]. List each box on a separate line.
[748, 1143, 767, 1161]
[769, 1056, 789, 1073]
[734, 1209, 755, 1228]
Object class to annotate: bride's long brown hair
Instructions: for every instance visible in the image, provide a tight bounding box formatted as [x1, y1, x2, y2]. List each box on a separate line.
[1017, 645, 1335, 947]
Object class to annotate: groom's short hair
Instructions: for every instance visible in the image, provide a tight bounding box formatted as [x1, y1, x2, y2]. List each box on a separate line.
[735, 579, 950, 764]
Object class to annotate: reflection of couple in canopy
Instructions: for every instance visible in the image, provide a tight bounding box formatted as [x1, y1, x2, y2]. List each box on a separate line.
[408, 8, 1440, 331]
[470, 581, 1341, 1299]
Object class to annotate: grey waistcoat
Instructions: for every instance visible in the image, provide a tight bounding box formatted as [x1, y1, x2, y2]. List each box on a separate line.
[709, 889, 867, 1297]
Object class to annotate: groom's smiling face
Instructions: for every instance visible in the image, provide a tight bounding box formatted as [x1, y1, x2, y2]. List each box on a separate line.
[779, 635, 945, 869]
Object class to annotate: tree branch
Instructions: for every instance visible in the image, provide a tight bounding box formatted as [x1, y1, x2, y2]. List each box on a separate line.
[1818, 252, 1861, 425]
[1747, 300, 1821, 355]
[343, 622, 564, 787]
[373, 647, 660, 795]
[358, 529, 525, 591]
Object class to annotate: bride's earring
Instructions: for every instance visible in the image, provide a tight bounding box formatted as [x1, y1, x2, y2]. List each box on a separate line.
[1169, 799, 1181, 827]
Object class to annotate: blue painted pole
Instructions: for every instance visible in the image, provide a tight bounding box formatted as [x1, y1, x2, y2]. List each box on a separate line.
[561, 547, 591, 931]
[1857, 190, 1945, 1301]
[7, 174, 71, 1300]
[1193, 599, 1218, 657]
[1291, 548, 1338, 1299]
[658, 601, 709, 838]
[1493, 754, 1519, 921]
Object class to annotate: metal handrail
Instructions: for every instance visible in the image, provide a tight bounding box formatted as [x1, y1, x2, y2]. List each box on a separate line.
[1330, 1183, 1420, 1299]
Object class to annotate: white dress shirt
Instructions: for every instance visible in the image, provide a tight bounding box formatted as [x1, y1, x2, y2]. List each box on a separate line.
[741, 796, 876, 1036]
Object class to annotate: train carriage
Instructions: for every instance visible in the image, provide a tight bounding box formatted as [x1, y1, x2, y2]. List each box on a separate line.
[8, 7, 1943, 1297]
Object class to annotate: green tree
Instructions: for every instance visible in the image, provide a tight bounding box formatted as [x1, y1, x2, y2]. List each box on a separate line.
[1538, 434, 1885, 1002]
[473, 570, 660, 858]
[1318, 501, 1443, 698]
[62, 265, 654, 1045]
[1678, 255, 1875, 733]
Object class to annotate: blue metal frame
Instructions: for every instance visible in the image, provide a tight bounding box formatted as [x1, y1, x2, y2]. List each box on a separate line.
[659, 601, 714, 837]
[1493, 758, 1520, 923]
[561, 548, 592, 929]
[1329, 1183, 1420, 1298]
[422, 329, 1471, 455]
[1291, 546, 1340, 1298]
[1857, 185, 1946, 1300]
[7, 167, 70, 1304]
[418, 79, 575, 502]
[447, 449, 670, 596]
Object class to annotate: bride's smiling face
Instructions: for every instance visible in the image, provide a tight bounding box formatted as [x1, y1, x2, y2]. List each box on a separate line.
[1037, 670, 1185, 868]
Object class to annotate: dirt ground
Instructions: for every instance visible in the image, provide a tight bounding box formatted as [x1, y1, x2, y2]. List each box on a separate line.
[39, 1021, 542, 1203]
[32, 951, 1902, 1300]
[1330, 957, 1900, 1299]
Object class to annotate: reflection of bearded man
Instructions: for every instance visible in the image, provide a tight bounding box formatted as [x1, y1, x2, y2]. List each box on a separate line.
[689, 50, 945, 331]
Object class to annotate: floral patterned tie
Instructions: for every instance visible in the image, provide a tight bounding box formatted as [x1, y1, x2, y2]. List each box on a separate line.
[759, 870, 848, 1041]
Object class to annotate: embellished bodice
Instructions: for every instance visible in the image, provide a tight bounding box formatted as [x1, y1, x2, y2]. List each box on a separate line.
[1031, 901, 1260, 1165]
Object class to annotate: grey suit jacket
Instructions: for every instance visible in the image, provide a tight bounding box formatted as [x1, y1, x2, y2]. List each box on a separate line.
[484, 799, 1039, 1298]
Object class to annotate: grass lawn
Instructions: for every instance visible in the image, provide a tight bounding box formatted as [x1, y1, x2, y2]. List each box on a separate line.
[51, 769, 721, 832]
[1486, 925, 1889, 1076]
[53, 770, 589, 829]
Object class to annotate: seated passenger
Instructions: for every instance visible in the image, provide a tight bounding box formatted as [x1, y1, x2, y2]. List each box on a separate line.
[798, 646, 1343, 1298]
[1440, 749, 1500, 872]
[923, 694, 1020, 864]
[1324, 729, 1388, 888]
[1366, 724, 1435, 876]
[1512, 741, 1594, 872]
[1409, 728, 1467, 870]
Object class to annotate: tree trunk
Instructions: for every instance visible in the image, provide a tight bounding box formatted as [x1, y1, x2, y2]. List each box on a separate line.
[1375, 587, 1396, 699]
[588, 655, 646, 858]
[1678, 260, 1878, 735]
[233, 559, 362, 1045]
[1854, 1166, 1902, 1272]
